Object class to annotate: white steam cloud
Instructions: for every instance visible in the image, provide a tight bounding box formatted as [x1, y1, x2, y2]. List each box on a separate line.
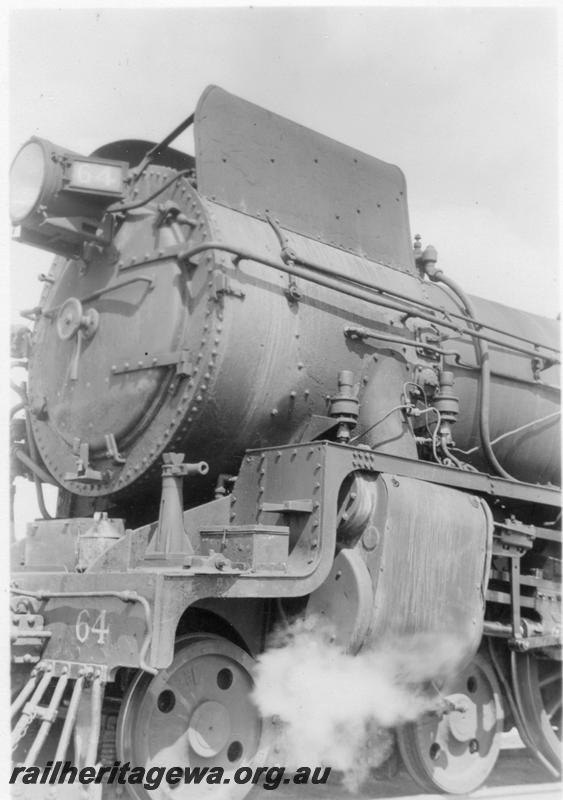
[252, 617, 467, 792]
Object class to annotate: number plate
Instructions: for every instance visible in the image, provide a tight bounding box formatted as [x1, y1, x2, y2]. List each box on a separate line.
[75, 608, 110, 645]
[68, 159, 126, 196]
[41, 597, 146, 671]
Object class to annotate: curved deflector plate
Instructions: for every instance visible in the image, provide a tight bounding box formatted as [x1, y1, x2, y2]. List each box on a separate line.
[195, 85, 415, 272]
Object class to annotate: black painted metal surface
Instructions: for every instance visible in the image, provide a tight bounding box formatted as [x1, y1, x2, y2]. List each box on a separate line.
[195, 85, 415, 272]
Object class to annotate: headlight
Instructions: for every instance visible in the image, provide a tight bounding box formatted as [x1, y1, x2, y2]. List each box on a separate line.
[9, 140, 47, 224]
[10, 137, 128, 257]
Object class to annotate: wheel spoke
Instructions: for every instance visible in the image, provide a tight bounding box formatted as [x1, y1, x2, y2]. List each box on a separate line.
[512, 651, 561, 770]
[539, 671, 561, 689]
[545, 694, 562, 720]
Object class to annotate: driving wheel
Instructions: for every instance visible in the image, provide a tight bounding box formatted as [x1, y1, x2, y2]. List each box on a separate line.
[397, 654, 504, 794]
[511, 650, 561, 771]
[117, 635, 271, 799]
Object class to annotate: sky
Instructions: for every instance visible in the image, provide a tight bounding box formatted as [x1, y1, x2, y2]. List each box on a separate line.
[7, 5, 560, 320]
[4, 4, 561, 531]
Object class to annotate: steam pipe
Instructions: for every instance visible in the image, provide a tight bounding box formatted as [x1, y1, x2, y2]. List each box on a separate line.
[265, 213, 559, 354]
[22, 401, 54, 519]
[13, 448, 58, 487]
[177, 241, 558, 363]
[422, 249, 514, 480]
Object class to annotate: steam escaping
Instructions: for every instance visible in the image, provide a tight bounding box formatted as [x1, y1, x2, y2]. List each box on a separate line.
[252, 617, 467, 791]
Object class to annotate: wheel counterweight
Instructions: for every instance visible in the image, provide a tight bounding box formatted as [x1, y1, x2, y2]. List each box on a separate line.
[397, 654, 504, 794]
[116, 635, 271, 799]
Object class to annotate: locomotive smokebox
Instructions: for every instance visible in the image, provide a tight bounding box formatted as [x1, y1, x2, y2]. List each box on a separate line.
[18, 86, 560, 516]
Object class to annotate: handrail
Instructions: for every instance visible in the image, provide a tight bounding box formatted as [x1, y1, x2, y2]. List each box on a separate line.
[177, 241, 560, 364]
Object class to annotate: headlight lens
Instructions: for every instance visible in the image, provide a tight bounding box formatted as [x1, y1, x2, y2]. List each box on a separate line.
[10, 140, 46, 224]
[10, 136, 128, 257]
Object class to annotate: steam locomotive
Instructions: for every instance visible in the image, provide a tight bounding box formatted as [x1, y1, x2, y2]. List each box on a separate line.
[10, 85, 561, 797]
